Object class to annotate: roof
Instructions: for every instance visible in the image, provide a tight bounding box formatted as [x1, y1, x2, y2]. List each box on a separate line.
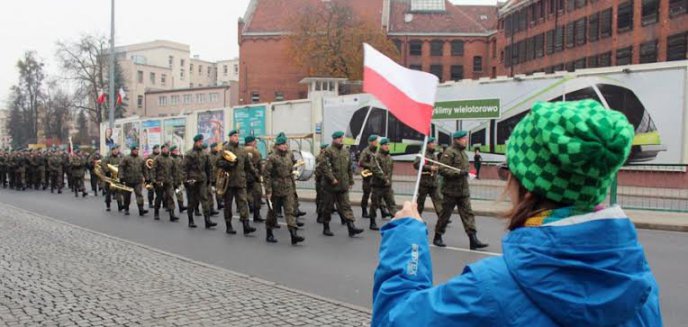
[388, 0, 498, 35]
[145, 85, 231, 95]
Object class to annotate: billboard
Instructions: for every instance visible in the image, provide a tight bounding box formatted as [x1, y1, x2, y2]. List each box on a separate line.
[197, 110, 225, 146]
[141, 120, 162, 156]
[234, 105, 267, 157]
[163, 118, 186, 151]
[122, 121, 140, 154]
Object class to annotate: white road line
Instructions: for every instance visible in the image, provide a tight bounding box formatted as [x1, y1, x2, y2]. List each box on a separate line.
[431, 245, 502, 256]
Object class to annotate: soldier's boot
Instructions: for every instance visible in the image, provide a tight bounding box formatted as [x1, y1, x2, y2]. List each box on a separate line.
[253, 209, 264, 223]
[346, 221, 364, 237]
[178, 203, 187, 213]
[138, 205, 149, 217]
[265, 228, 277, 243]
[381, 207, 391, 219]
[106, 202, 111, 212]
[154, 209, 160, 220]
[82, 190, 88, 197]
[296, 218, 304, 227]
[117, 201, 123, 212]
[225, 218, 237, 234]
[322, 223, 334, 236]
[195, 207, 202, 217]
[340, 212, 347, 225]
[124, 206, 130, 216]
[169, 209, 179, 222]
[242, 220, 256, 235]
[316, 213, 323, 224]
[369, 216, 379, 231]
[210, 209, 220, 217]
[74, 188, 79, 197]
[57, 188, 62, 194]
[296, 208, 306, 217]
[362, 206, 369, 219]
[468, 233, 489, 250]
[289, 227, 304, 245]
[187, 211, 197, 228]
[433, 233, 446, 247]
[204, 215, 217, 229]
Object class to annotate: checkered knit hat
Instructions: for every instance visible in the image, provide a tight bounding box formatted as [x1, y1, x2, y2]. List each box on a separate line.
[506, 100, 634, 208]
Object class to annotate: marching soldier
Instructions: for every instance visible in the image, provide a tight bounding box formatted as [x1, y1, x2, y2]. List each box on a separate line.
[358, 134, 378, 218]
[0, 149, 6, 188]
[436, 131, 488, 250]
[413, 137, 443, 218]
[37, 149, 47, 190]
[207, 143, 222, 215]
[102, 144, 124, 211]
[145, 145, 161, 208]
[15, 150, 27, 191]
[244, 135, 264, 223]
[217, 130, 257, 235]
[316, 131, 364, 237]
[48, 148, 64, 193]
[369, 138, 396, 231]
[170, 146, 187, 213]
[263, 135, 304, 245]
[63, 149, 72, 192]
[87, 151, 102, 196]
[69, 147, 88, 197]
[118, 144, 149, 216]
[27, 150, 39, 190]
[315, 143, 330, 223]
[182, 134, 217, 229]
[150, 144, 179, 222]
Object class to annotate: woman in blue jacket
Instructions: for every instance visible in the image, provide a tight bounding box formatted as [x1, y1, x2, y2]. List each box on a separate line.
[373, 100, 662, 326]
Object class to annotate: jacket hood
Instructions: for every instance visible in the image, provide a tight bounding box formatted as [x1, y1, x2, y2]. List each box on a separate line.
[502, 206, 654, 326]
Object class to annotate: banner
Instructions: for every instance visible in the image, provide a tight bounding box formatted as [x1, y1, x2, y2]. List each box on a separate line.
[433, 99, 501, 120]
[163, 118, 186, 151]
[197, 110, 225, 146]
[141, 120, 162, 156]
[122, 122, 140, 154]
[234, 105, 267, 157]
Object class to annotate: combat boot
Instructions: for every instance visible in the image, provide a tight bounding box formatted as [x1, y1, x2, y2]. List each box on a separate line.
[124, 207, 130, 216]
[296, 208, 307, 217]
[195, 207, 202, 217]
[346, 221, 363, 237]
[369, 216, 379, 231]
[169, 210, 179, 222]
[138, 205, 149, 217]
[316, 214, 323, 224]
[105, 202, 111, 212]
[381, 207, 391, 219]
[154, 209, 160, 220]
[204, 215, 217, 229]
[362, 206, 369, 219]
[296, 218, 304, 227]
[178, 203, 187, 212]
[433, 233, 446, 247]
[469, 233, 489, 250]
[210, 208, 220, 216]
[289, 227, 304, 245]
[82, 191, 88, 197]
[265, 228, 277, 243]
[242, 220, 256, 235]
[187, 211, 197, 228]
[253, 209, 264, 223]
[57, 188, 62, 194]
[225, 219, 237, 234]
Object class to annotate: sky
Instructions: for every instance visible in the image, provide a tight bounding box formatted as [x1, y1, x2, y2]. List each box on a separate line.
[0, 0, 498, 106]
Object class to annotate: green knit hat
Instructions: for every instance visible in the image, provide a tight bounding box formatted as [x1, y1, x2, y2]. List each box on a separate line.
[506, 100, 634, 208]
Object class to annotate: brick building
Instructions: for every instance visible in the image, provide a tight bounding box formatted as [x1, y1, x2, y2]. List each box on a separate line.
[494, 0, 688, 75]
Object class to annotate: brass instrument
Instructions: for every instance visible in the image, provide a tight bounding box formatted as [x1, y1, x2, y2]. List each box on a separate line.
[221, 150, 237, 162]
[145, 158, 154, 169]
[93, 160, 134, 193]
[215, 150, 236, 196]
[292, 160, 305, 178]
[361, 169, 373, 178]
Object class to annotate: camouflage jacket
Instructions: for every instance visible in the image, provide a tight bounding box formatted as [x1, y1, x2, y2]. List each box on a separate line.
[316, 144, 354, 193]
[263, 149, 295, 197]
[357, 145, 377, 179]
[182, 147, 210, 184]
[48, 153, 63, 171]
[150, 153, 176, 185]
[217, 142, 257, 188]
[69, 154, 87, 176]
[119, 154, 146, 185]
[172, 155, 183, 186]
[414, 148, 439, 188]
[439, 144, 470, 197]
[245, 146, 262, 184]
[371, 150, 393, 188]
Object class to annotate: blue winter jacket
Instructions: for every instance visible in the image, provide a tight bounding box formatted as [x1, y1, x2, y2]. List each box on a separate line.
[372, 206, 662, 326]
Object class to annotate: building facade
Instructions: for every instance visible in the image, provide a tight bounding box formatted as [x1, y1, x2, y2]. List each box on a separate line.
[216, 58, 240, 85]
[143, 84, 239, 117]
[0, 110, 9, 149]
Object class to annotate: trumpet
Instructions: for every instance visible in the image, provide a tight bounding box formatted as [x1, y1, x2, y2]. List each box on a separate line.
[361, 169, 373, 178]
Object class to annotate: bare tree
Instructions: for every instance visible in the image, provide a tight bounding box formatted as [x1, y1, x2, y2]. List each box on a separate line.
[42, 80, 73, 143]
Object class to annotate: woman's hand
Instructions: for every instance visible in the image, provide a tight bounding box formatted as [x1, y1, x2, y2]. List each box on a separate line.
[393, 201, 422, 222]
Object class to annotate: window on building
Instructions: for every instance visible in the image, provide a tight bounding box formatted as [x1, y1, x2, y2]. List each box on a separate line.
[451, 40, 464, 56]
[639, 41, 658, 63]
[161, 74, 167, 86]
[519, 40, 527, 63]
[670, 0, 688, 16]
[190, 83, 194, 88]
[519, 9, 528, 31]
[234, 64, 239, 74]
[251, 91, 260, 103]
[190, 64, 194, 74]
[431, 40, 444, 56]
[575, 18, 587, 46]
[223, 65, 228, 76]
[473, 56, 483, 72]
[565, 22, 575, 48]
[565, 61, 575, 72]
[393, 39, 402, 53]
[526, 37, 535, 61]
[430, 65, 443, 81]
[616, 47, 633, 65]
[158, 96, 168, 106]
[450, 65, 464, 81]
[409, 40, 422, 56]
[137, 70, 143, 83]
[209, 93, 219, 103]
[553, 63, 565, 71]
[599, 52, 612, 66]
[642, 0, 659, 25]
[617, 1, 634, 32]
[567, 0, 575, 11]
[587, 55, 599, 68]
[171, 95, 179, 105]
[555, 26, 564, 52]
[575, 0, 586, 9]
[274, 91, 284, 102]
[168, 56, 174, 68]
[505, 15, 513, 36]
[207, 66, 211, 77]
[557, 0, 565, 11]
[600, 8, 613, 38]
[183, 94, 193, 104]
[548, 0, 555, 13]
[574, 58, 586, 69]
[149, 72, 156, 85]
[137, 95, 143, 109]
[196, 93, 207, 104]
[546, 29, 555, 54]
[589, 13, 599, 42]
[504, 46, 512, 66]
[535, 33, 545, 58]
[409, 64, 422, 71]
[667, 33, 688, 61]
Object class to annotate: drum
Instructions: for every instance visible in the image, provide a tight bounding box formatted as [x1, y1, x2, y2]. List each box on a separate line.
[292, 150, 315, 181]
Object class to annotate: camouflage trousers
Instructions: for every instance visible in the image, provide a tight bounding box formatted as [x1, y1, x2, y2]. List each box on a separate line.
[416, 185, 444, 217]
[186, 181, 210, 216]
[321, 190, 355, 224]
[223, 186, 249, 222]
[247, 181, 262, 212]
[361, 177, 372, 208]
[154, 182, 175, 211]
[370, 186, 396, 218]
[266, 192, 297, 229]
[123, 182, 144, 209]
[72, 175, 85, 194]
[437, 195, 476, 236]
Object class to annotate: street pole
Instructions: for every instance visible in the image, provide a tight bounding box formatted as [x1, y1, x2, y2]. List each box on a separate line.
[108, 0, 115, 129]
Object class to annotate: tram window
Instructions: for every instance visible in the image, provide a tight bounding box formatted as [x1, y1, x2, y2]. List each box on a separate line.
[438, 130, 451, 145]
[388, 113, 424, 143]
[470, 128, 486, 149]
[347, 106, 368, 139]
[597, 84, 646, 130]
[362, 108, 387, 140]
[564, 87, 601, 102]
[496, 110, 530, 145]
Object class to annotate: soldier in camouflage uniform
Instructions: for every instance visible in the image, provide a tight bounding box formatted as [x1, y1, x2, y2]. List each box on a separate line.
[37, 150, 47, 190]
[171, 146, 187, 213]
[145, 145, 160, 208]
[150, 144, 179, 222]
[69, 148, 88, 197]
[27, 150, 38, 190]
[0, 149, 7, 188]
[48, 148, 64, 193]
[63, 149, 73, 192]
[316, 131, 364, 237]
[118, 144, 149, 216]
[369, 138, 396, 231]
[413, 137, 443, 218]
[87, 151, 102, 196]
[15, 151, 27, 191]
[217, 130, 257, 235]
[315, 143, 329, 223]
[358, 134, 379, 219]
[101, 144, 124, 211]
[182, 134, 217, 229]
[207, 143, 222, 215]
[244, 135, 264, 223]
[436, 131, 488, 249]
[263, 135, 305, 245]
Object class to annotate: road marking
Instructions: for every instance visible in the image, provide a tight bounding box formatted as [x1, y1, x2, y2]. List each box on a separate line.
[432, 244, 502, 256]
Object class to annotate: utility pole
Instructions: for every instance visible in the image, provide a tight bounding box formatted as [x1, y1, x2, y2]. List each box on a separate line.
[108, 0, 116, 129]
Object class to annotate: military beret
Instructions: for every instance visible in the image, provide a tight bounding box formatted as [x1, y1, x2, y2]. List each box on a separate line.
[245, 135, 256, 144]
[160, 144, 168, 149]
[130, 144, 139, 150]
[320, 143, 329, 149]
[332, 131, 345, 139]
[275, 136, 288, 145]
[153, 144, 160, 150]
[193, 134, 204, 142]
[368, 134, 379, 142]
[210, 142, 218, 148]
[452, 130, 468, 139]
[110, 143, 120, 150]
[427, 137, 436, 143]
[379, 138, 389, 145]
[228, 129, 238, 137]
[277, 132, 286, 138]
[202, 143, 208, 149]
[169, 145, 178, 151]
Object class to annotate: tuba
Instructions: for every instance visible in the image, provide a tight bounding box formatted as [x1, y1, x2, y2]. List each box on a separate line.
[216, 150, 236, 196]
[144, 158, 155, 190]
[361, 169, 373, 178]
[145, 158, 154, 169]
[93, 160, 134, 193]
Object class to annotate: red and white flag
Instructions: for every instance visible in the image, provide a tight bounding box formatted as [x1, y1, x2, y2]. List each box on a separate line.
[97, 89, 107, 104]
[363, 43, 439, 135]
[116, 87, 126, 105]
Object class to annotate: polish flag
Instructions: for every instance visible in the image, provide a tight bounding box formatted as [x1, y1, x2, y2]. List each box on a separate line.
[97, 90, 107, 104]
[116, 87, 126, 105]
[363, 43, 439, 135]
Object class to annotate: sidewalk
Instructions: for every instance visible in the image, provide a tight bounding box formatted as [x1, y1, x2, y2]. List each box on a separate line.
[0, 203, 371, 326]
[296, 189, 688, 233]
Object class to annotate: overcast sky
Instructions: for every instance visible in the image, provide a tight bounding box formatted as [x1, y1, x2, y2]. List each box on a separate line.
[0, 0, 497, 106]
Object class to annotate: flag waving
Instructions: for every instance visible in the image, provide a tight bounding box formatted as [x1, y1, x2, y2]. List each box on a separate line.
[117, 87, 126, 105]
[363, 43, 439, 135]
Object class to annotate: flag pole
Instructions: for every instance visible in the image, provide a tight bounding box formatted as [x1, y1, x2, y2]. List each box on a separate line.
[412, 134, 429, 204]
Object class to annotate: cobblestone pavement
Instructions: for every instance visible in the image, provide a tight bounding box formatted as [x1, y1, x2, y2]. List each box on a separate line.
[0, 204, 371, 327]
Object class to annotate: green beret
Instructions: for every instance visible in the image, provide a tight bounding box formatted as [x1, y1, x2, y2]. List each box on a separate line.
[193, 134, 204, 142]
[320, 143, 329, 149]
[368, 134, 379, 142]
[202, 143, 208, 149]
[130, 144, 138, 150]
[277, 132, 286, 138]
[379, 138, 389, 145]
[110, 144, 120, 150]
[275, 136, 288, 145]
[427, 137, 436, 143]
[170, 145, 178, 151]
[153, 144, 160, 150]
[245, 135, 256, 144]
[332, 131, 345, 139]
[210, 142, 218, 148]
[228, 129, 238, 137]
[452, 130, 468, 139]
[160, 144, 168, 149]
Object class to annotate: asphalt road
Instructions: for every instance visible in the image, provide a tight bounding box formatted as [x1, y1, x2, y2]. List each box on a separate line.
[1, 188, 686, 326]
